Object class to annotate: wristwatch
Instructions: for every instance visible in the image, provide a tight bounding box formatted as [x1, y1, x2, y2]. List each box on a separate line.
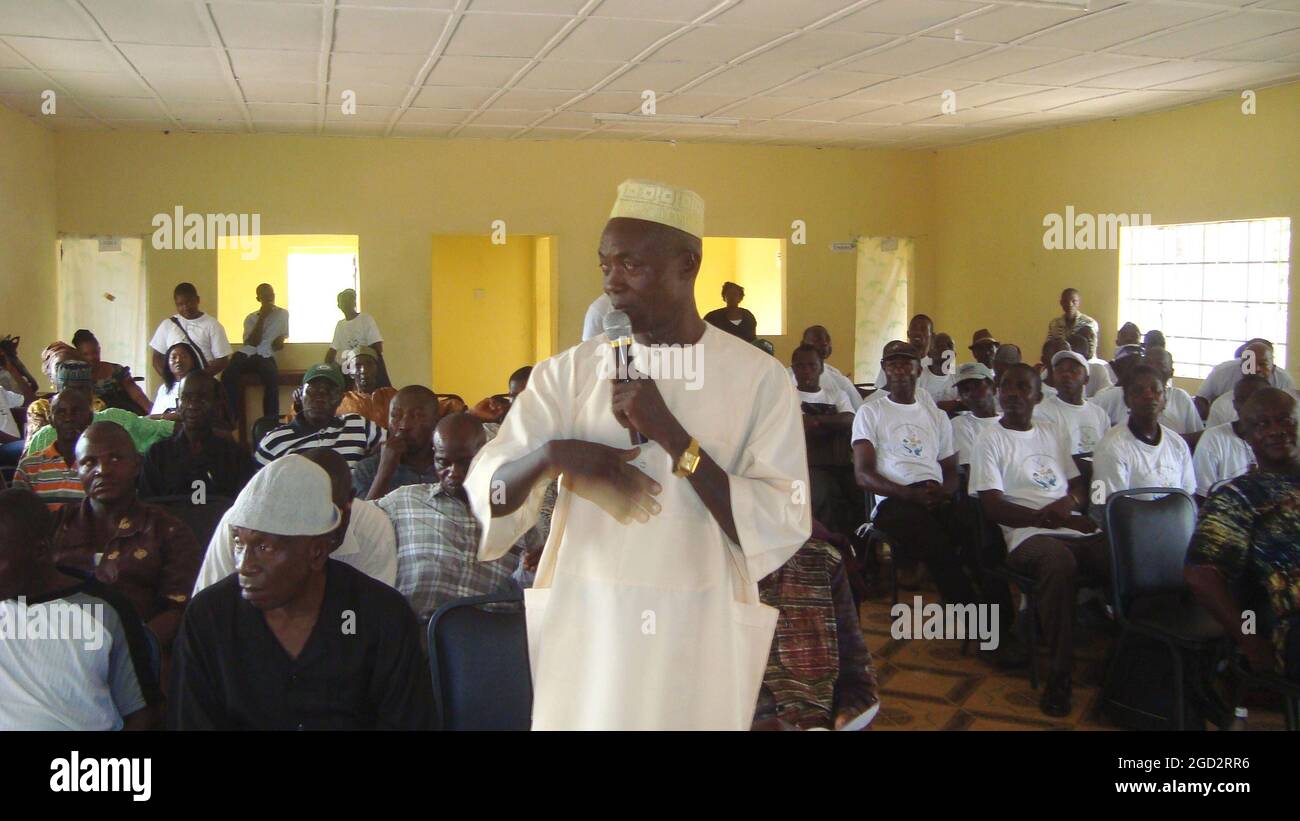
[673, 437, 702, 478]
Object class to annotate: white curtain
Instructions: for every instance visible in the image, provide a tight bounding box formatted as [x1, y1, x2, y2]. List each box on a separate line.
[853, 236, 912, 386]
[58, 236, 148, 381]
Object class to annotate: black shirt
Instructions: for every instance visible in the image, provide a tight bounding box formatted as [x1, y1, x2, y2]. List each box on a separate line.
[139, 426, 254, 500]
[703, 307, 758, 342]
[169, 560, 434, 730]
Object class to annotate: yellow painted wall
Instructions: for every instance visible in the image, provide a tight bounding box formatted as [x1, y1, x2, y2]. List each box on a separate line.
[694, 236, 738, 317]
[735, 238, 786, 336]
[0, 104, 57, 369]
[431, 235, 547, 403]
[51, 135, 934, 391]
[931, 82, 1300, 388]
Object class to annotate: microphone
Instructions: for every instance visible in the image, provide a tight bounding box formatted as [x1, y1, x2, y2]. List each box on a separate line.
[603, 309, 647, 446]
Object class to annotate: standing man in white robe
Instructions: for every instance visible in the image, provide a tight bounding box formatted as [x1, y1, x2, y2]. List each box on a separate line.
[464, 179, 810, 730]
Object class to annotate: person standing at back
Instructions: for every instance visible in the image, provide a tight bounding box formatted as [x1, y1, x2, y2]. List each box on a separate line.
[324, 289, 390, 388]
[702, 281, 757, 342]
[1047, 288, 1099, 344]
[222, 283, 289, 424]
[148, 282, 232, 381]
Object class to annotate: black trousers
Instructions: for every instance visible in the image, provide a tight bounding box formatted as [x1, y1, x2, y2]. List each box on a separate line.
[222, 352, 279, 420]
[873, 496, 978, 606]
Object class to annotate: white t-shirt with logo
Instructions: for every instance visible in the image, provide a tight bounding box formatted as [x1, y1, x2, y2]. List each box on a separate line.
[850, 394, 954, 493]
[1192, 422, 1256, 497]
[148, 312, 232, 365]
[1092, 423, 1196, 510]
[968, 421, 1082, 553]
[330, 312, 383, 353]
[950, 412, 1000, 467]
[1033, 394, 1111, 455]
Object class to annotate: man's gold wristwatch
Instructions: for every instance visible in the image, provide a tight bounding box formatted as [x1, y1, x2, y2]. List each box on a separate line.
[673, 437, 702, 478]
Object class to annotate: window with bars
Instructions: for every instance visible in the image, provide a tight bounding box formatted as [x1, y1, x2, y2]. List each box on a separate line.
[1118, 218, 1290, 379]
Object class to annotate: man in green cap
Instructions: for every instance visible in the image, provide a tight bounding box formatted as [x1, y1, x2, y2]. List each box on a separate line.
[254, 363, 382, 468]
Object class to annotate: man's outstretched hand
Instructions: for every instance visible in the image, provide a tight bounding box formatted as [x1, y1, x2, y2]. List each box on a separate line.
[549, 440, 662, 526]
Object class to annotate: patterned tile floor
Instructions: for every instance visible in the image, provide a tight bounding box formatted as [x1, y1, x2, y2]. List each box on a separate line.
[858, 587, 1288, 731]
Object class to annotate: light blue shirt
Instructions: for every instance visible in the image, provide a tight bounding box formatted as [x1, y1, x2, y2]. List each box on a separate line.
[238, 306, 289, 359]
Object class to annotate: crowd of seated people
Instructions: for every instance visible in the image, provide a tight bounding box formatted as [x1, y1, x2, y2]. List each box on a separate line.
[2, 274, 1298, 732]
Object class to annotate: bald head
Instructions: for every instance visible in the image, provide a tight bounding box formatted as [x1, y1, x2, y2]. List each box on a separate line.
[394, 384, 438, 414]
[801, 325, 832, 361]
[434, 413, 485, 497]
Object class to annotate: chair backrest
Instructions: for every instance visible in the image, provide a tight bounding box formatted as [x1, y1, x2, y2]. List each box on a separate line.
[249, 415, 280, 449]
[427, 589, 531, 731]
[1104, 488, 1197, 619]
[141, 494, 235, 550]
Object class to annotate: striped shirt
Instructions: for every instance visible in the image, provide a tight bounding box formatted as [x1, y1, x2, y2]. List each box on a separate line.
[254, 414, 382, 466]
[13, 443, 84, 510]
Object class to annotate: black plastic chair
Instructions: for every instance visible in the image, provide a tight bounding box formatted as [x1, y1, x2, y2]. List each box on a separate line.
[861, 489, 903, 605]
[1101, 487, 1223, 730]
[249, 415, 281, 451]
[427, 589, 532, 731]
[141, 494, 235, 549]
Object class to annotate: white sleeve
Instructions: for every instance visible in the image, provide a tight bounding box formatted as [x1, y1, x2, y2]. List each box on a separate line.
[3, 388, 22, 409]
[366, 314, 383, 345]
[1197, 362, 1229, 401]
[193, 509, 236, 595]
[1192, 433, 1219, 497]
[1179, 442, 1197, 497]
[832, 386, 855, 415]
[208, 318, 232, 359]
[1058, 425, 1081, 482]
[968, 432, 1004, 494]
[1091, 437, 1126, 504]
[936, 410, 955, 461]
[350, 499, 397, 587]
[833, 368, 864, 410]
[850, 402, 874, 445]
[148, 320, 172, 355]
[330, 319, 345, 352]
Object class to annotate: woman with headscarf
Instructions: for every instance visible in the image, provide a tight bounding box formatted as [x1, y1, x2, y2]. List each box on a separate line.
[23, 343, 107, 449]
[702, 281, 758, 342]
[72, 329, 152, 414]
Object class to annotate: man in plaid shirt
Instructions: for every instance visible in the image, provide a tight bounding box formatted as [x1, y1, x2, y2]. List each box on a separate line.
[377, 413, 541, 630]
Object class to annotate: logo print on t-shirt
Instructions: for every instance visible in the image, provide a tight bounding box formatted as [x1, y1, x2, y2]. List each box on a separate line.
[1078, 426, 1099, 451]
[1026, 455, 1060, 490]
[898, 424, 926, 458]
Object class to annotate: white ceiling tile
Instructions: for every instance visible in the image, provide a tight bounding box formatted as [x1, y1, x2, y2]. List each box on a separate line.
[4, 37, 122, 72]
[463, 108, 541, 126]
[653, 93, 740, 116]
[0, 40, 25, 68]
[337, 0, 457, 9]
[0, 1, 103, 39]
[714, 0, 884, 30]
[471, 0, 587, 12]
[239, 79, 318, 103]
[81, 0, 211, 46]
[169, 101, 248, 121]
[327, 82, 409, 106]
[593, 0, 722, 23]
[76, 96, 169, 119]
[253, 121, 317, 134]
[993, 85, 1123, 112]
[824, 0, 987, 35]
[931, 82, 1042, 108]
[0, 67, 60, 94]
[329, 51, 427, 85]
[841, 37, 991, 75]
[248, 102, 319, 122]
[840, 101, 948, 124]
[513, 59, 621, 90]
[489, 88, 577, 108]
[46, 70, 149, 97]
[453, 124, 520, 139]
[1047, 89, 1204, 116]
[1080, 60, 1241, 91]
[928, 6, 1084, 45]
[775, 70, 891, 97]
[390, 123, 455, 138]
[845, 76, 972, 104]
[209, 1, 324, 50]
[1000, 53, 1161, 86]
[444, 13, 569, 58]
[687, 63, 811, 95]
[530, 109, 595, 128]
[781, 98, 891, 122]
[119, 44, 226, 77]
[547, 17, 680, 61]
[177, 119, 247, 132]
[324, 103, 396, 122]
[146, 74, 239, 100]
[1112, 12, 1294, 59]
[921, 45, 1077, 81]
[518, 127, 592, 140]
[229, 49, 318, 82]
[1202, 29, 1300, 61]
[100, 118, 172, 131]
[1147, 61, 1300, 91]
[410, 85, 495, 108]
[745, 31, 895, 68]
[333, 6, 451, 55]
[603, 61, 716, 92]
[712, 96, 816, 118]
[649, 25, 783, 63]
[1023, 3, 1220, 51]
[564, 90, 643, 112]
[427, 55, 529, 86]
[398, 107, 470, 125]
[909, 104, 1020, 125]
[1256, 0, 1300, 9]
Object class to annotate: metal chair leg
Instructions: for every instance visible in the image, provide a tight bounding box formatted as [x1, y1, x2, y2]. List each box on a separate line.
[1100, 627, 1128, 706]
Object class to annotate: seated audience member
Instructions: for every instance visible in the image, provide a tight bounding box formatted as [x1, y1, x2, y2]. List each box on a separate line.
[793, 344, 858, 538]
[1033, 351, 1110, 455]
[873, 314, 939, 396]
[24, 349, 107, 447]
[852, 341, 977, 610]
[378, 413, 536, 630]
[438, 394, 468, 417]
[195, 447, 396, 593]
[1186, 389, 1300, 683]
[702, 281, 758, 342]
[470, 394, 511, 425]
[221, 283, 288, 423]
[13, 389, 94, 510]
[51, 421, 202, 654]
[1068, 325, 1113, 398]
[1047, 287, 1099, 343]
[1036, 339, 1070, 395]
[1089, 344, 1145, 425]
[1090, 364, 1196, 525]
[170, 455, 431, 729]
[969, 363, 1103, 716]
[950, 364, 1001, 467]
[0, 336, 36, 467]
[140, 371, 254, 499]
[0, 488, 162, 730]
[924, 332, 962, 412]
[337, 346, 397, 429]
[1143, 329, 1166, 350]
[1193, 375, 1268, 501]
[0, 334, 39, 397]
[72, 329, 151, 414]
[150, 341, 202, 418]
[1205, 345, 1294, 428]
[1103, 347, 1202, 440]
[508, 366, 532, 401]
[27, 392, 174, 459]
[797, 325, 863, 410]
[149, 282, 232, 381]
[1108, 322, 1142, 383]
[992, 343, 1022, 386]
[354, 386, 442, 500]
[753, 529, 879, 731]
[968, 329, 999, 370]
[1195, 339, 1294, 421]
[256, 363, 382, 467]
